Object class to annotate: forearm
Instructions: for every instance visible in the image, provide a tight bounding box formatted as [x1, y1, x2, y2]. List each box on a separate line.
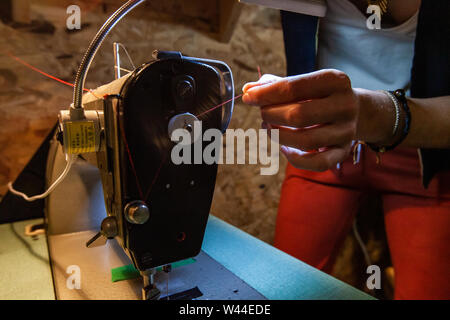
[355, 88, 450, 149]
[405, 96, 450, 148]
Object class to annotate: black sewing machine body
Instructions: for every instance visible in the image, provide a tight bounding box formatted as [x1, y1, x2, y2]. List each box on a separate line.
[46, 52, 234, 275]
[101, 55, 224, 270]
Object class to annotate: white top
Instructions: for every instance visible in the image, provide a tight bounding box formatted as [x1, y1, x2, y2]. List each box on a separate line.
[317, 0, 418, 92]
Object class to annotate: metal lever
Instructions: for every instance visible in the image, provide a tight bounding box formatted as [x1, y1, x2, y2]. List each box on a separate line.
[86, 216, 118, 248]
[86, 231, 107, 248]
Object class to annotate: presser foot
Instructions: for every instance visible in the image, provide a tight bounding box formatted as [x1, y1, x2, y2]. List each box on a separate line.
[141, 269, 160, 300]
[142, 285, 161, 300]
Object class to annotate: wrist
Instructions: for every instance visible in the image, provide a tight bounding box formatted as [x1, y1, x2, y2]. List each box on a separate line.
[354, 88, 396, 144]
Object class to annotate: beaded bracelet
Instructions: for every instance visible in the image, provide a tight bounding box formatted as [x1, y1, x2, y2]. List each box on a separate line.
[367, 89, 411, 153]
[382, 90, 401, 136]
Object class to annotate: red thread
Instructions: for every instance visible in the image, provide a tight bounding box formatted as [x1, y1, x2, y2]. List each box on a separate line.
[143, 93, 243, 201]
[117, 110, 145, 200]
[144, 155, 167, 202]
[5, 52, 90, 91]
[143, 93, 244, 200]
[196, 94, 243, 118]
[196, 66, 260, 118]
[4, 52, 104, 98]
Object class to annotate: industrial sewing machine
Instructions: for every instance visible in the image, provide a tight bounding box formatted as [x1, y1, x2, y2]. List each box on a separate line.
[46, 53, 236, 300]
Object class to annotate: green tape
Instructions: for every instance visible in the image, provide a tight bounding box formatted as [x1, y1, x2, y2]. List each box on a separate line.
[111, 258, 196, 283]
[111, 264, 139, 283]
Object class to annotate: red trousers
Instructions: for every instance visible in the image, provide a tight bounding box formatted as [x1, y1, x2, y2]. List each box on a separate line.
[274, 147, 450, 300]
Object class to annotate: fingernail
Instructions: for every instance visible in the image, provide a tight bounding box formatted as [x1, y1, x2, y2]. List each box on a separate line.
[245, 86, 257, 93]
[242, 82, 260, 93]
[242, 92, 252, 104]
[242, 83, 252, 93]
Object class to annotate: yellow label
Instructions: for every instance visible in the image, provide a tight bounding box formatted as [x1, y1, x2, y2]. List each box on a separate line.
[65, 121, 96, 154]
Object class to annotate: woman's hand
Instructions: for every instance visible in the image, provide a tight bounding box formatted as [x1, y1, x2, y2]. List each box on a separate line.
[242, 69, 394, 171]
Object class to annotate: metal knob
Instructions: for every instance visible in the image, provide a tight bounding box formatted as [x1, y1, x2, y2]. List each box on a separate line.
[101, 216, 119, 238]
[176, 79, 194, 100]
[124, 201, 150, 225]
[167, 112, 200, 144]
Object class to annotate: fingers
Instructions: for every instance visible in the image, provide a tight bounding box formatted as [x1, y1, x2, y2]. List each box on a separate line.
[280, 145, 351, 172]
[241, 69, 356, 172]
[242, 74, 282, 93]
[260, 94, 356, 128]
[274, 123, 356, 151]
[243, 69, 351, 107]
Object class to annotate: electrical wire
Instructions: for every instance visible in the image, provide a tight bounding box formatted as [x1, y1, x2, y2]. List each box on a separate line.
[352, 218, 372, 267]
[7, 154, 77, 202]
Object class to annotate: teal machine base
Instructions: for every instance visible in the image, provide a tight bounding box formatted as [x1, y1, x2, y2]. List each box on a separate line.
[0, 216, 373, 300]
